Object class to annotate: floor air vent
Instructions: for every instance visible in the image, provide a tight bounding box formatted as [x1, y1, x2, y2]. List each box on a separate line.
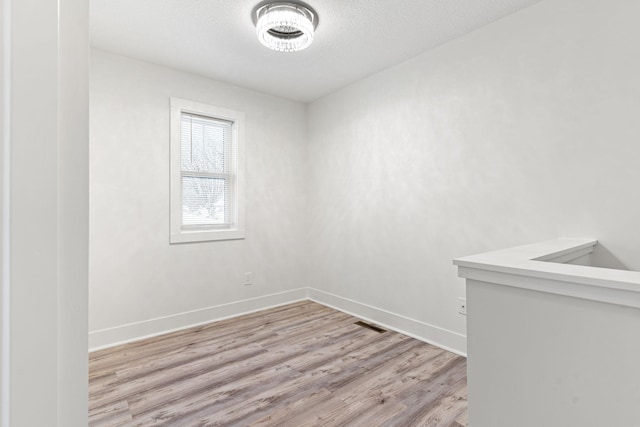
[354, 321, 387, 333]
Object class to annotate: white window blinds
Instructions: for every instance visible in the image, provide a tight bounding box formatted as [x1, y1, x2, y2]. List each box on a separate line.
[180, 113, 233, 227]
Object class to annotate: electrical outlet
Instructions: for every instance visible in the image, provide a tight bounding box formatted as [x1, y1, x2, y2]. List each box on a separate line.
[244, 272, 252, 286]
[458, 297, 467, 315]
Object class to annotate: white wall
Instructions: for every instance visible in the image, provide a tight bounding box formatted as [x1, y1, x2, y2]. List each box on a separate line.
[306, 0, 640, 352]
[89, 51, 307, 345]
[2, 0, 89, 425]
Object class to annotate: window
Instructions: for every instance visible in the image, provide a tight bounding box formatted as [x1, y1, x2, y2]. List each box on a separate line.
[170, 98, 245, 243]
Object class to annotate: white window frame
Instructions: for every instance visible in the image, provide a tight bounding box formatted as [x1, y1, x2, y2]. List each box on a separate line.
[170, 98, 245, 243]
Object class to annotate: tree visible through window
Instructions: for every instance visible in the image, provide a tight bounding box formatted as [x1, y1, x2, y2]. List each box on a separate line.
[180, 113, 232, 227]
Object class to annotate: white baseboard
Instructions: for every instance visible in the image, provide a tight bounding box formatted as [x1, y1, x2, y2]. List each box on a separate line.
[89, 287, 467, 357]
[307, 288, 467, 357]
[88, 288, 308, 352]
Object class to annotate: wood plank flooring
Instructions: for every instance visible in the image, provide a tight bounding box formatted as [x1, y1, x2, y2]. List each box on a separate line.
[89, 301, 468, 426]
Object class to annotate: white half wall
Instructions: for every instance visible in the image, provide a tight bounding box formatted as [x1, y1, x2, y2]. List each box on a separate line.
[455, 239, 640, 426]
[306, 0, 640, 348]
[89, 51, 307, 334]
[467, 280, 640, 427]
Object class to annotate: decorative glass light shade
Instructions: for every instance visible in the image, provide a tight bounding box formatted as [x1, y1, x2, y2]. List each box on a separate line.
[255, 2, 317, 52]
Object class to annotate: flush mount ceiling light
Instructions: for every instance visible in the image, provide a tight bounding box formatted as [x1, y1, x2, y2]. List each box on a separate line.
[254, 2, 318, 52]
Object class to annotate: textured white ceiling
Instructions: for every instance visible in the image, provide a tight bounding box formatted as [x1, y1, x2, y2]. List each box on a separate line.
[91, 0, 542, 102]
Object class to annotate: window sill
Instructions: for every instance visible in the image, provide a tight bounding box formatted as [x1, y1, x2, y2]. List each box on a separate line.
[170, 228, 245, 244]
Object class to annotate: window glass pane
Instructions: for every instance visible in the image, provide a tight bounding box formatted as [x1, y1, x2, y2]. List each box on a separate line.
[181, 113, 231, 173]
[182, 176, 228, 226]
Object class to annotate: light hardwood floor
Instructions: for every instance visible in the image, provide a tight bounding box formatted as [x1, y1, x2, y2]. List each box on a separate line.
[89, 301, 468, 426]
